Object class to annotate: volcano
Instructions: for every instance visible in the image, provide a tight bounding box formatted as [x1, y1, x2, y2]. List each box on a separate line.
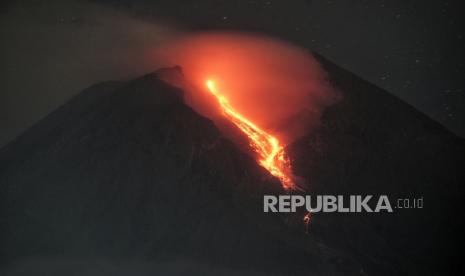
[0, 56, 463, 275]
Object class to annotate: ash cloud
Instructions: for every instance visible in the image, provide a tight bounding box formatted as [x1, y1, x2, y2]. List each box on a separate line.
[155, 32, 340, 145]
[1, 2, 338, 148]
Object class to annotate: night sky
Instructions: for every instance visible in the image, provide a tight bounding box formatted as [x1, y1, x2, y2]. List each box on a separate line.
[1, 0, 464, 146]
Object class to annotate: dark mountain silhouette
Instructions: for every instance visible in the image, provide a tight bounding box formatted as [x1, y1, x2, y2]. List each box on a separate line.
[291, 54, 465, 275]
[0, 59, 463, 275]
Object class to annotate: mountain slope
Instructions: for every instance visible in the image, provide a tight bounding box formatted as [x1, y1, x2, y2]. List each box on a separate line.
[0, 70, 352, 276]
[0, 63, 463, 275]
[290, 54, 465, 275]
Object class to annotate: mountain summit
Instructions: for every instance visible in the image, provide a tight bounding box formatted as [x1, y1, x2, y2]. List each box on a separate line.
[0, 60, 463, 275]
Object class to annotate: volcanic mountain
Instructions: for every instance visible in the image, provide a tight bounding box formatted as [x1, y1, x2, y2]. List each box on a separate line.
[0, 56, 463, 275]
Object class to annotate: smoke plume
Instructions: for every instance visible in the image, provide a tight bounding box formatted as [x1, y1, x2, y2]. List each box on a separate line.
[1, 1, 338, 148]
[154, 32, 339, 144]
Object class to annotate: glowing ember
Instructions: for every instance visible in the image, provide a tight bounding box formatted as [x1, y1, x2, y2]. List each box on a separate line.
[303, 212, 311, 233]
[206, 80, 296, 190]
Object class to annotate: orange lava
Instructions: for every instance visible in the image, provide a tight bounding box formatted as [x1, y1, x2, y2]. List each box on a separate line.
[206, 80, 296, 190]
[303, 212, 311, 233]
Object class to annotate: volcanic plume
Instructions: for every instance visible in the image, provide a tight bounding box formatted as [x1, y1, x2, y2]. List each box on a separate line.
[155, 32, 338, 188]
[155, 32, 338, 144]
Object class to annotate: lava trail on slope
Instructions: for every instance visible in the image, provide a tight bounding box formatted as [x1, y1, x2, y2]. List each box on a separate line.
[205, 79, 297, 190]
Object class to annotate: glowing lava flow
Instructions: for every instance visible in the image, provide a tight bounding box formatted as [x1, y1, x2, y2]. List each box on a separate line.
[303, 212, 311, 234]
[206, 80, 296, 190]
